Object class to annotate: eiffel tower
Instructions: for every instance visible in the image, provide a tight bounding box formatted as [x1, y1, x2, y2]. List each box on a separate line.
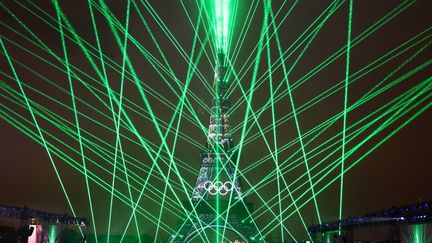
[168, 52, 263, 243]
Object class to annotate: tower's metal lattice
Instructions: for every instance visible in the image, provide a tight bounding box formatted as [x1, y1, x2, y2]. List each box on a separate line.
[168, 53, 263, 242]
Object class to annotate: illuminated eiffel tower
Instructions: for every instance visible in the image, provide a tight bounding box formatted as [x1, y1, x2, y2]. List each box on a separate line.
[168, 52, 263, 242]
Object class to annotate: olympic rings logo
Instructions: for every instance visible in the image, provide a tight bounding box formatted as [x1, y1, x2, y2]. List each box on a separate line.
[203, 181, 233, 196]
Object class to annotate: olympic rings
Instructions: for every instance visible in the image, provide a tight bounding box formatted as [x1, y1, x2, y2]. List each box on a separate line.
[203, 181, 233, 196]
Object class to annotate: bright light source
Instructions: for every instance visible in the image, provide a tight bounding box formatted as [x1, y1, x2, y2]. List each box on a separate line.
[215, 0, 229, 53]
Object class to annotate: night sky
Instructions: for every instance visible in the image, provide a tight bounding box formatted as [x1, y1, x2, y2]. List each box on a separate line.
[1, 0, 431, 241]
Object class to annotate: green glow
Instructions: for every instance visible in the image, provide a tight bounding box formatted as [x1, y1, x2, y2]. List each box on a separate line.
[324, 232, 334, 243]
[406, 224, 432, 243]
[48, 225, 57, 243]
[215, 0, 229, 53]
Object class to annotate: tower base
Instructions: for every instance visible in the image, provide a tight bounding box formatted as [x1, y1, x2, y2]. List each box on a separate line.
[168, 200, 264, 243]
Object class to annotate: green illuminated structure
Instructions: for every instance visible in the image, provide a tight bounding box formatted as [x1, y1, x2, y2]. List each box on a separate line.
[169, 0, 262, 243]
[168, 51, 261, 242]
[0, 0, 431, 242]
[169, 2, 261, 241]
